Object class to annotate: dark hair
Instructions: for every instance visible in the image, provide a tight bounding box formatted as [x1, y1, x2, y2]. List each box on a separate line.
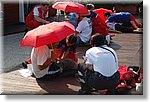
[68, 34, 77, 45]
[104, 12, 111, 17]
[86, 3, 95, 10]
[90, 34, 105, 47]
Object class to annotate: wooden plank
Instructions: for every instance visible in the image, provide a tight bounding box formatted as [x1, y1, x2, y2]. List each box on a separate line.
[111, 34, 142, 67]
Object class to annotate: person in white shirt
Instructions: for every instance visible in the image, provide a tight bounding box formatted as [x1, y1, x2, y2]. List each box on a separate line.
[31, 42, 78, 79]
[75, 14, 92, 46]
[77, 34, 120, 94]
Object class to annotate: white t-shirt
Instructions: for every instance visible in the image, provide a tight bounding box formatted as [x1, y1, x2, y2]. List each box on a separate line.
[85, 45, 118, 77]
[76, 17, 92, 43]
[31, 45, 52, 78]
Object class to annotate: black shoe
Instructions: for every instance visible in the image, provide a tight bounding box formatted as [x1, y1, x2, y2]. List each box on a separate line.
[22, 61, 28, 68]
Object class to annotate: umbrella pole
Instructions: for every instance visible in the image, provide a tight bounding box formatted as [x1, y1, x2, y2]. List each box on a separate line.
[50, 44, 54, 49]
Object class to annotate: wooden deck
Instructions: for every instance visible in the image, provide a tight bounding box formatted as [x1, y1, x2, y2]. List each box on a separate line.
[0, 33, 143, 95]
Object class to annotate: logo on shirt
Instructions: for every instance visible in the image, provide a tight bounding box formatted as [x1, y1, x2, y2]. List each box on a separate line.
[96, 52, 110, 55]
[88, 20, 92, 28]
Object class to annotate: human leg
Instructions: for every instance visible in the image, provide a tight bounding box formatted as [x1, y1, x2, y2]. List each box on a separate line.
[130, 14, 142, 28]
[59, 59, 78, 70]
[115, 24, 133, 33]
[57, 59, 78, 77]
[76, 36, 85, 46]
[105, 34, 110, 45]
[77, 63, 93, 94]
[37, 63, 62, 80]
[85, 71, 120, 95]
[106, 71, 120, 94]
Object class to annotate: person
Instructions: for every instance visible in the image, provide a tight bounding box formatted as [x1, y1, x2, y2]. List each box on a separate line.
[57, 34, 78, 62]
[25, 3, 50, 30]
[69, 12, 79, 28]
[86, 4, 111, 45]
[75, 13, 92, 46]
[23, 3, 50, 67]
[30, 42, 78, 79]
[104, 12, 142, 31]
[76, 34, 120, 94]
[22, 34, 78, 67]
[106, 22, 132, 33]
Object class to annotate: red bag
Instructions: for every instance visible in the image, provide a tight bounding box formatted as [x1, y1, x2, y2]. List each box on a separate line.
[117, 66, 143, 89]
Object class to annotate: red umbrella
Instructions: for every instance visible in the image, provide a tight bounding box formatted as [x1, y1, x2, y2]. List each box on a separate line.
[52, 2, 89, 15]
[20, 22, 75, 48]
[93, 8, 114, 22]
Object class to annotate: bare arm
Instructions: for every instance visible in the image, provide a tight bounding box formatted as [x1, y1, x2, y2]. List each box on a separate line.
[130, 21, 138, 29]
[38, 51, 58, 70]
[86, 64, 94, 71]
[74, 31, 79, 36]
[105, 20, 109, 24]
[34, 15, 50, 24]
[38, 58, 53, 70]
[108, 29, 122, 33]
[62, 51, 73, 59]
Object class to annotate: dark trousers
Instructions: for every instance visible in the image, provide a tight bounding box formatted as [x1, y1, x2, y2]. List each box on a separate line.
[115, 24, 133, 33]
[77, 63, 120, 94]
[38, 59, 77, 80]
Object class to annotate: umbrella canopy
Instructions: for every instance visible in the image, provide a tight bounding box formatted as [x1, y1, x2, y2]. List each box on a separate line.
[20, 22, 75, 48]
[93, 8, 114, 22]
[52, 2, 89, 15]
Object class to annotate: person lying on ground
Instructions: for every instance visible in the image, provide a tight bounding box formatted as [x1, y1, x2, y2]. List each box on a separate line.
[104, 12, 142, 32]
[106, 22, 131, 33]
[106, 22, 143, 33]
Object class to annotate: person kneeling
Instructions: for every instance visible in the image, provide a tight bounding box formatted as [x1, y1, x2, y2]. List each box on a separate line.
[77, 34, 120, 94]
[30, 42, 78, 79]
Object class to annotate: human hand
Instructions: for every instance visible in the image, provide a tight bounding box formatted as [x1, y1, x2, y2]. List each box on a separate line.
[51, 51, 58, 62]
[45, 21, 50, 24]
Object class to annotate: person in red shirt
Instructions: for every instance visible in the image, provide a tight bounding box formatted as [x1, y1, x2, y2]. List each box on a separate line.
[23, 3, 50, 66]
[86, 4, 110, 45]
[26, 3, 50, 30]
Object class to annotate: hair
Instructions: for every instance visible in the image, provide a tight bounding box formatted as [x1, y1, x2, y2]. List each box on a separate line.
[86, 3, 95, 10]
[68, 34, 77, 45]
[90, 34, 105, 47]
[104, 12, 111, 17]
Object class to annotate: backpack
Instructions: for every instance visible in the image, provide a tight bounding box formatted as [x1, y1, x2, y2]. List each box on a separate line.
[116, 66, 143, 94]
